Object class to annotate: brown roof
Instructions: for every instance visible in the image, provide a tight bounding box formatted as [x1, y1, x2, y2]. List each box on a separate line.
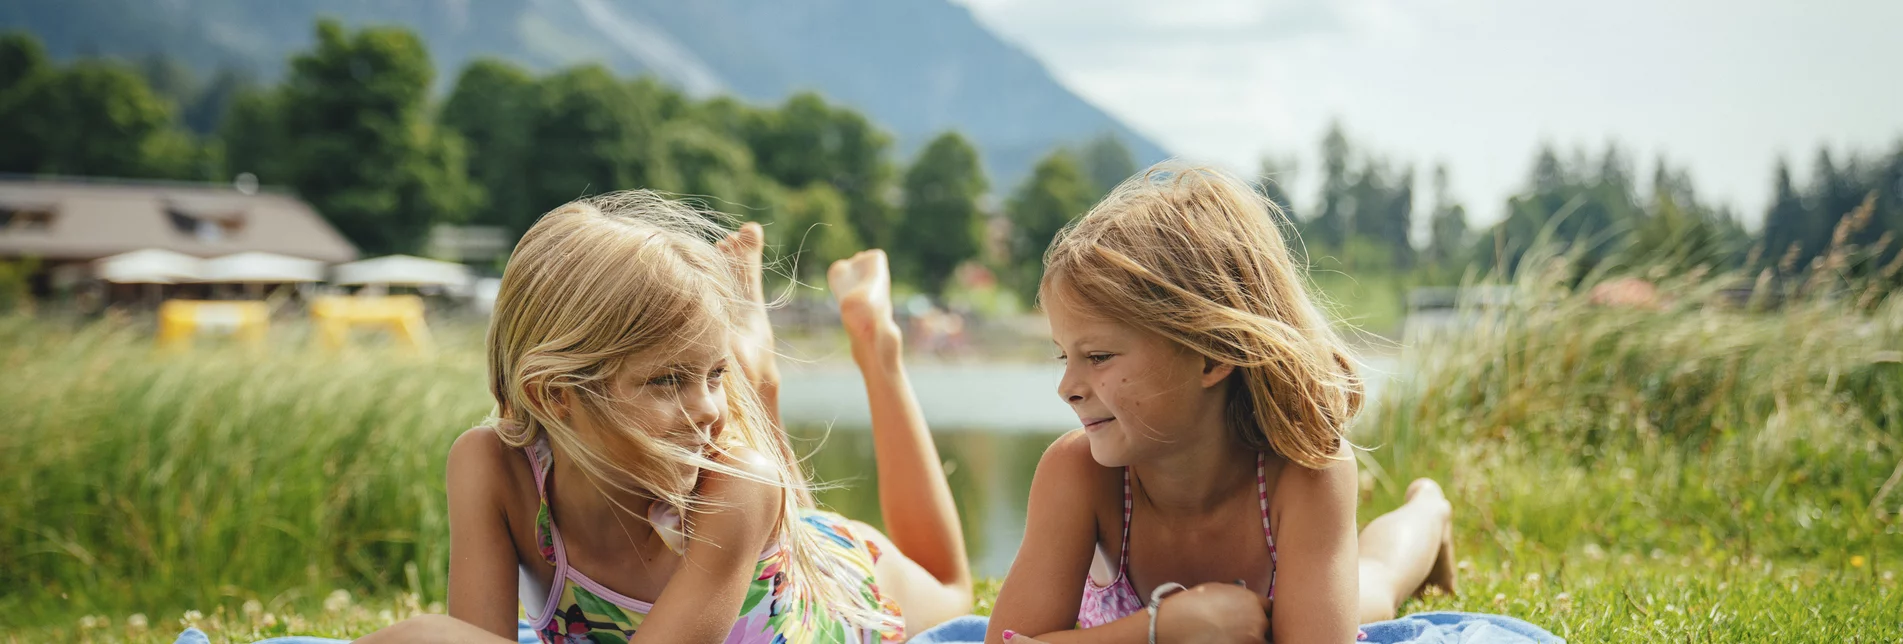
[0, 178, 359, 263]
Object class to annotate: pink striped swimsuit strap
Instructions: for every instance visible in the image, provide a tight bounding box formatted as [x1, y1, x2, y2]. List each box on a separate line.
[1116, 466, 1134, 572]
[1257, 451, 1278, 601]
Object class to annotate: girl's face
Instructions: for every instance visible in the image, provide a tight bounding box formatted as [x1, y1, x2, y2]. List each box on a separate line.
[1046, 283, 1232, 467]
[577, 324, 732, 496]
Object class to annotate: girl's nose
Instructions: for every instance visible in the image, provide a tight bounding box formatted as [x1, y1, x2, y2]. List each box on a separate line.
[683, 385, 722, 429]
[1057, 366, 1088, 404]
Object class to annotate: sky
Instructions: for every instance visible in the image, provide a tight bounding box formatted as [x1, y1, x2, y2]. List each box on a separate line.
[951, 0, 1903, 229]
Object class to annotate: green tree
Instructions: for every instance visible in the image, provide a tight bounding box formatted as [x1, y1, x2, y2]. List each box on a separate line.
[687, 95, 766, 142]
[632, 76, 689, 123]
[1759, 158, 1810, 269]
[0, 31, 46, 89]
[1078, 133, 1137, 197]
[1621, 158, 1745, 275]
[440, 58, 538, 233]
[276, 20, 476, 254]
[1007, 149, 1094, 300]
[523, 64, 668, 224]
[1311, 122, 1353, 249]
[0, 58, 199, 179]
[1255, 155, 1299, 219]
[220, 87, 289, 183]
[0, 32, 51, 174]
[1809, 148, 1868, 257]
[1347, 161, 1415, 267]
[897, 132, 989, 294]
[749, 92, 897, 249]
[180, 67, 256, 135]
[1425, 164, 1471, 267]
[1307, 123, 1417, 266]
[1873, 148, 1903, 270]
[136, 54, 198, 109]
[768, 182, 860, 284]
[655, 119, 758, 208]
[1483, 143, 1644, 276]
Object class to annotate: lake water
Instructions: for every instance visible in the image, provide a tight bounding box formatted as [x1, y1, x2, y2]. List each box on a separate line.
[777, 357, 1396, 577]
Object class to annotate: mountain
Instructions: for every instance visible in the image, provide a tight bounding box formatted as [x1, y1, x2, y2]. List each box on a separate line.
[0, 0, 1170, 189]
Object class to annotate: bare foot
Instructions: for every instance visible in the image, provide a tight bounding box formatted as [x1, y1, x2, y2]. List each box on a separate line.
[718, 223, 778, 390]
[827, 250, 902, 361]
[1407, 478, 1458, 597]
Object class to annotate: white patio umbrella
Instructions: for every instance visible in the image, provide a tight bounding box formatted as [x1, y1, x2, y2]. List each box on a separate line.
[332, 255, 471, 289]
[94, 249, 203, 284]
[198, 251, 327, 283]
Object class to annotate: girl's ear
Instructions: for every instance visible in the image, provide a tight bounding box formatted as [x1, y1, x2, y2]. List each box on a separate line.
[1200, 357, 1235, 389]
[522, 381, 571, 421]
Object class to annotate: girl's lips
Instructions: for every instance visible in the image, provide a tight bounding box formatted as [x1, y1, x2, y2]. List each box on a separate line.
[1082, 417, 1114, 431]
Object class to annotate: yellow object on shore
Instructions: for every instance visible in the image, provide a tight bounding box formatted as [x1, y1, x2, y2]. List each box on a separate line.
[310, 295, 432, 351]
[157, 300, 270, 349]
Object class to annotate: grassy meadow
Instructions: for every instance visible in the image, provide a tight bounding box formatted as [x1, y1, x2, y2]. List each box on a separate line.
[1352, 263, 1903, 640]
[3, 262, 1902, 642]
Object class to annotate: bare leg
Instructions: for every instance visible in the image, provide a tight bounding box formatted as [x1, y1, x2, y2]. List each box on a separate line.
[718, 223, 781, 429]
[1355, 478, 1456, 623]
[829, 250, 974, 632]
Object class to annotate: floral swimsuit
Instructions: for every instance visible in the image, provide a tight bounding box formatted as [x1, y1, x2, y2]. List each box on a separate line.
[517, 439, 903, 644]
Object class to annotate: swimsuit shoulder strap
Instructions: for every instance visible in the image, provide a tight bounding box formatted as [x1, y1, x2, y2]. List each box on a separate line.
[521, 437, 559, 565]
[1258, 451, 1278, 601]
[1117, 466, 1134, 574]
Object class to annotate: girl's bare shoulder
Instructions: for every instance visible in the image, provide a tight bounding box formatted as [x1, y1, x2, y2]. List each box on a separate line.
[1267, 441, 1357, 520]
[1035, 430, 1125, 514]
[447, 425, 538, 510]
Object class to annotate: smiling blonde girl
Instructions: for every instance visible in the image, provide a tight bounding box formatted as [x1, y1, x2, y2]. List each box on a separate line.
[360, 192, 971, 644]
[986, 164, 1456, 643]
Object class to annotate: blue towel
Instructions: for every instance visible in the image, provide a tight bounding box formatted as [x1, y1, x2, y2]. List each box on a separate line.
[1357, 611, 1562, 644]
[909, 614, 993, 643]
[906, 612, 1564, 644]
[173, 619, 541, 644]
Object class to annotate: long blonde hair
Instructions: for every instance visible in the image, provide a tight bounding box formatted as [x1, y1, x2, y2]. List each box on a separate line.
[1041, 162, 1363, 470]
[485, 191, 895, 632]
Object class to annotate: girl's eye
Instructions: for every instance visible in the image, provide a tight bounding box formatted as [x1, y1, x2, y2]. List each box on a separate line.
[708, 367, 728, 384]
[1086, 354, 1113, 365]
[647, 373, 684, 387]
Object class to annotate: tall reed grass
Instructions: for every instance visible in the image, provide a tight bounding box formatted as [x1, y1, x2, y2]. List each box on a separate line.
[0, 318, 493, 626]
[1360, 248, 1902, 581]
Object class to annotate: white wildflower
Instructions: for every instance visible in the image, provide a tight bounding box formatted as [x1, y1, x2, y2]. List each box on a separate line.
[324, 589, 352, 613]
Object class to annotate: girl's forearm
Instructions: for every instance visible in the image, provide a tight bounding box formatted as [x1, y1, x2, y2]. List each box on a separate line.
[998, 611, 1148, 644]
[851, 336, 971, 585]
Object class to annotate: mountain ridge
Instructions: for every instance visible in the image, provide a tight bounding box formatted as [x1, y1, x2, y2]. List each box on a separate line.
[0, 0, 1170, 189]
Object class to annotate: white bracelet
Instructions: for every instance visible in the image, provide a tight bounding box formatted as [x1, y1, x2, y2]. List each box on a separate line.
[1147, 582, 1188, 644]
